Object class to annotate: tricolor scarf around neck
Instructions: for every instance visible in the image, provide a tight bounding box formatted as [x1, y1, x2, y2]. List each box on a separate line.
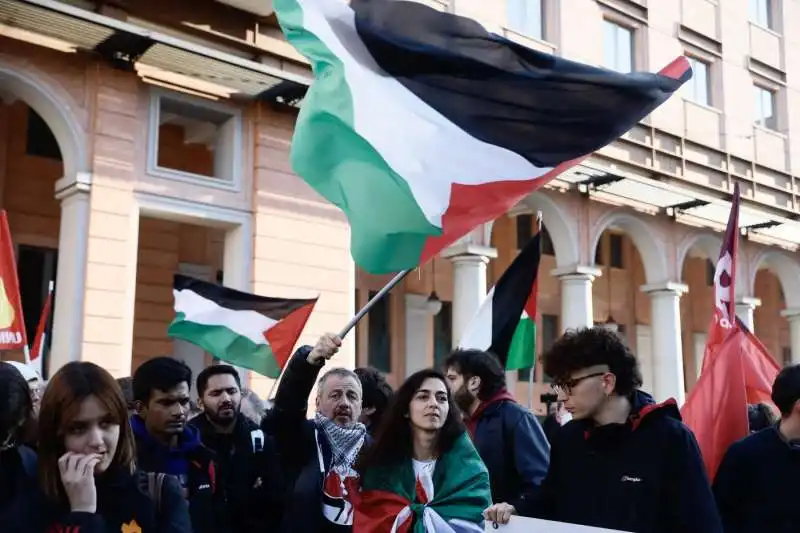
[314, 412, 367, 471]
[354, 433, 491, 533]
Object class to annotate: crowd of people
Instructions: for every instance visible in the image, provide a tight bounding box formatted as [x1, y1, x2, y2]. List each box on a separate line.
[0, 327, 798, 532]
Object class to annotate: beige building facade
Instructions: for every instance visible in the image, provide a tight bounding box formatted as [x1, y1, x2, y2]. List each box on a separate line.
[1, 0, 799, 411]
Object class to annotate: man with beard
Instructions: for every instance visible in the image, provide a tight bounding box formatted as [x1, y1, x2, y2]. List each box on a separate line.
[132, 356, 218, 533]
[190, 365, 283, 533]
[261, 333, 368, 533]
[444, 349, 549, 522]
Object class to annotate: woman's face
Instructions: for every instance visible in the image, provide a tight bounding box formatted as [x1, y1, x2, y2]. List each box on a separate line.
[63, 395, 120, 474]
[409, 377, 449, 432]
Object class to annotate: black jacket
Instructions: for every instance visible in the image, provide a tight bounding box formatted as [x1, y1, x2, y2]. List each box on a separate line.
[132, 415, 217, 533]
[471, 395, 549, 511]
[523, 390, 723, 533]
[261, 347, 369, 533]
[190, 413, 283, 532]
[713, 425, 800, 533]
[0, 446, 39, 533]
[38, 468, 190, 533]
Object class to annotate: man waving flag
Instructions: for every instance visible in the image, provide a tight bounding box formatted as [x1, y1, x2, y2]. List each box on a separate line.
[274, 0, 692, 274]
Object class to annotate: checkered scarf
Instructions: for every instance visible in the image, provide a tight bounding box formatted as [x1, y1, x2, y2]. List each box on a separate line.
[314, 412, 366, 471]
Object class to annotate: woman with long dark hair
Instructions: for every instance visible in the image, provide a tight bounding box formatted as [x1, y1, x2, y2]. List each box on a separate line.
[37, 362, 191, 533]
[354, 369, 490, 532]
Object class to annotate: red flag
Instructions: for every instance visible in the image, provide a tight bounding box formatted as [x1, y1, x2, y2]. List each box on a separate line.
[0, 211, 27, 350]
[681, 320, 780, 480]
[31, 281, 54, 361]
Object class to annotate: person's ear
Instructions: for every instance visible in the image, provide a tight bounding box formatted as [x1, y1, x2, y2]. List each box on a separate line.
[602, 373, 617, 396]
[196, 397, 205, 411]
[362, 406, 376, 417]
[468, 376, 481, 395]
[135, 400, 146, 417]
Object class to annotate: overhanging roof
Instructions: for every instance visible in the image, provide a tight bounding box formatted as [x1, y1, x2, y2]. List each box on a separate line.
[555, 162, 800, 249]
[216, 0, 274, 17]
[0, 0, 309, 101]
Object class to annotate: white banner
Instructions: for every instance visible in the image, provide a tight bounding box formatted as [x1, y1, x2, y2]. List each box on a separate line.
[485, 516, 631, 532]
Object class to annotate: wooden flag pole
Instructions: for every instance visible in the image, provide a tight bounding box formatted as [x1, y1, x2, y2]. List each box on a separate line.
[528, 211, 543, 410]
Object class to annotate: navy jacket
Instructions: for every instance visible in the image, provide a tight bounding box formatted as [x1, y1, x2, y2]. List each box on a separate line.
[0, 446, 39, 533]
[713, 425, 800, 533]
[190, 413, 284, 532]
[471, 395, 549, 510]
[132, 415, 217, 533]
[261, 347, 370, 533]
[38, 468, 190, 533]
[523, 390, 722, 533]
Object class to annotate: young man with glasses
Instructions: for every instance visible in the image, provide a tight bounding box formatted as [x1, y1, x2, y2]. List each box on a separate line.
[486, 327, 722, 532]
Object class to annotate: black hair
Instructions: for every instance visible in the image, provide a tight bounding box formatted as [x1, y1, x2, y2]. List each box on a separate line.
[442, 349, 506, 401]
[354, 367, 394, 428]
[542, 327, 643, 396]
[357, 369, 465, 472]
[771, 364, 800, 416]
[0, 361, 33, 445]
[196, 365, 241, 397]
[132, 356, 192, 403]
[747, 403, 777, 432]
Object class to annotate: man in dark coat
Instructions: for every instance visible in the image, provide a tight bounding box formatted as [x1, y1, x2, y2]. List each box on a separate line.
[713, 364, 800, 533]
[131, 356, 218, 533]
[488, 327, 722, 533]
[443, 349, 549, 517]
[261, 333, 368, 533]
[190, 364, 283, 533]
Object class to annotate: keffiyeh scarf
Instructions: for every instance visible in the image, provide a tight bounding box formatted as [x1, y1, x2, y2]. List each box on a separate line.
[314, 412, 367, 471]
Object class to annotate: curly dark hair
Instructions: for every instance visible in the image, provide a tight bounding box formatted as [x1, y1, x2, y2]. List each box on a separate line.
[442, 349, 506, 401]
[354, 367, 394, 429]
[542, 327, 643, 395]
[772, 364, 800, 416]
[356, 369, 465, 473]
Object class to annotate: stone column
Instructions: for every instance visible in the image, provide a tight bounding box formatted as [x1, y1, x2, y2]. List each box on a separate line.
[735, 297, 761, 332]
[405, 294, 432, 377]
[642, 282, 688, 404]
[780, 308, 800, 365]
[49, 174, 91, 374]
[223, 220, 254, 386]
[551, 265, 602, 333]
[441, 243, 497, 348]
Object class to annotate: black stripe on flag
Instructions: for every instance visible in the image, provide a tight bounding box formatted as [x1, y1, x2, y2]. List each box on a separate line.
[489, 232, 541, 366]
[352, 0, 691, 167]
[173, 274, 316, 320]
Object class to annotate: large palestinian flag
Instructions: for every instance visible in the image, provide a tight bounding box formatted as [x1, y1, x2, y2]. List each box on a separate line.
[168, 275, 316, 378]
[459, 232, 541, 370]
[274, 0, 691, 274]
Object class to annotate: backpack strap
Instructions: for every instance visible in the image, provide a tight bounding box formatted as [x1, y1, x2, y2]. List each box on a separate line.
[250, 429, 264, 453]
[146, 472, 167, 515]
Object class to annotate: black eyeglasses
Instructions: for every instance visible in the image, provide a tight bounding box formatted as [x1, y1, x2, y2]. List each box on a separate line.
[553, 372, 606, 396]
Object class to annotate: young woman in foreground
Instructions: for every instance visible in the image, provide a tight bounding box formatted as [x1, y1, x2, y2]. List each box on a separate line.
[36, 361, 191, 533]
[354, 369, 491, 532]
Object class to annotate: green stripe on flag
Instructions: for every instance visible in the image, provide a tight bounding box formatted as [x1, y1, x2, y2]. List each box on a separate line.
[274, 0, 439, 273]
[168, 313, 283, 378]
[506, 316, 535, 371]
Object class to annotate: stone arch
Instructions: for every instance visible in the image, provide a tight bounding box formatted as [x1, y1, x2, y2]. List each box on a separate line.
[749, 250, 800, 309]
[677, 232, 749, 298]
[520, 192, 580, 267]
[0, 54, 89, 180]
[590, 210, 669, 284]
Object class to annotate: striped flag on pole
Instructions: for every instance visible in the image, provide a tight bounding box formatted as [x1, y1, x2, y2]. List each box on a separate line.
[31, 280, 54, 362]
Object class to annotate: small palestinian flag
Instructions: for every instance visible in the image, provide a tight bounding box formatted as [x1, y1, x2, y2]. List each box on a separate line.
[168, 275, 316, 378]
[458, 232, 541, 370]
[355, 433, 490, 532]
[274, 0, 691, 274]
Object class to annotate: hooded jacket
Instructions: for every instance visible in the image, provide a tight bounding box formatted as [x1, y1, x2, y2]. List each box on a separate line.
[0, 446, 39, 533]
[713, 425, 800, 533]
[467, 389, 549, 511]
[190, 413, 284, 532]
[131, 415, 218, 533]
[38, 468, 190, 533]
[522, 390, 722, 533]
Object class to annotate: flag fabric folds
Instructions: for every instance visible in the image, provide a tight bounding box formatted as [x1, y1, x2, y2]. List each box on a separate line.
[458, 232, 541, 370]
[0, 210, 27, 351]
[274, 0, 692, 274]
[168, 275, 317, 378]
[354, 433, 490, 533]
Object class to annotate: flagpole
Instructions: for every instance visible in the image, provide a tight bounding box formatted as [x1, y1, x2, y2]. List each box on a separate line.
[338, 268, 413, 339]
[528, 211, 543, 410]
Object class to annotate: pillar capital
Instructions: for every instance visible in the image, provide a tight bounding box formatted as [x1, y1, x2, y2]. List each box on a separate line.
[440, 242, 497, 262]
[405, 293, 437, 316]
[780, 308, 800, 321]
[640, 281, 688, 297]
[736, 297, 762, 310]
[55, 172, 92, 201]
[550, 264, 602, 282]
